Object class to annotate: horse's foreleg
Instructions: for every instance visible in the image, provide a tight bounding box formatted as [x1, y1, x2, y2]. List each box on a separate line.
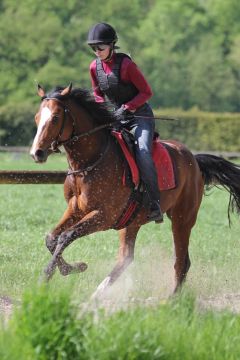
[44, 209, 104, 281]
[91, 225, 140, 300]
[45, 199, 88, 276]
[46, 233, 88, 276]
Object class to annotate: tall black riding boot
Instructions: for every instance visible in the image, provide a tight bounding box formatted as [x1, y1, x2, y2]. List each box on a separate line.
[147, 200, 163, 223]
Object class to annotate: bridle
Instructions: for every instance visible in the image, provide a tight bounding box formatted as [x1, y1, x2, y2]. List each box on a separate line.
[41, 96, 113, 176]
[42, 96, 116, 151]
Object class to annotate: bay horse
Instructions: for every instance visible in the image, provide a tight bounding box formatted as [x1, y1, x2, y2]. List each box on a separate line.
[30, 84, 240, 298]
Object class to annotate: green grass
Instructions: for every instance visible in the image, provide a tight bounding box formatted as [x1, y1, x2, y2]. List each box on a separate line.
[0, 152, 240, 359]
[1, 287, 240, 360]
[0, 179, 239, 301]
[0, 152, 68, 170]
[1, 152, 239, 300]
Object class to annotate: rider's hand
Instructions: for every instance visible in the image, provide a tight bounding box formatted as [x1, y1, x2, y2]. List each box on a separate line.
[114, 105, 135, 124]
[114, 105, 127, 122]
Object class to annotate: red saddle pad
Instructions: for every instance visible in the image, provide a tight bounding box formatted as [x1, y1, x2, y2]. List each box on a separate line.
[152, 138, 176, 190]
[112, 131, 176, 191]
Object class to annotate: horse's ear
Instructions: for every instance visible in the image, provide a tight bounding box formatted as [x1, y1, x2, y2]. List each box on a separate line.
[60, 83, 72, 97]
[37, 84, 45, 97]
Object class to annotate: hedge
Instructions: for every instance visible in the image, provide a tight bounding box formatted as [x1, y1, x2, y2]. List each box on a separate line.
[0, 102, 37, 146]
[0, 103, 239, 151]
[155, 108, 240, 151]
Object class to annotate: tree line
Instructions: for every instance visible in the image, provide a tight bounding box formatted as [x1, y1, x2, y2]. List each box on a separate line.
[1, 0, 240, 111]
[0, 0, 240, 145]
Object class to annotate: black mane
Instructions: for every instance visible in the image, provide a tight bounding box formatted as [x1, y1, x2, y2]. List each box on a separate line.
[45, 86, 116, 125]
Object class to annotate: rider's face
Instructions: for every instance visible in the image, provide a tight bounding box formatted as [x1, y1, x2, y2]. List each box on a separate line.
[91, 44, 111, 60]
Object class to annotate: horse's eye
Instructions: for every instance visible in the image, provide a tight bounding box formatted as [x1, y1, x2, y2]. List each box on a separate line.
[52, 115, 59, 124]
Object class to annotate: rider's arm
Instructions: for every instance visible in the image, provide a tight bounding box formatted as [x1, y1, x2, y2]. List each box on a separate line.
[121, 58, 153, 111]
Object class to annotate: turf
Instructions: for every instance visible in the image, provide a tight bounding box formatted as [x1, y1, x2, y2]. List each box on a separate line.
[1, 287, 240, 360]
[0, 152, 240, 359]
[0, 152, 239, 301]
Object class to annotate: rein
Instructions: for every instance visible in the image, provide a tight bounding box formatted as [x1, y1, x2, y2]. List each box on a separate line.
[62, 121, 115, 146]
[43, 96, 177, 153]
[67, 136, 110, 177]
[41, 96, 177, 177]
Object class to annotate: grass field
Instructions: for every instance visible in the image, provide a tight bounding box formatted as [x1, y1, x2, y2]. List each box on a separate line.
[0, 152, 240, 359]
[0, 152, 239, 301]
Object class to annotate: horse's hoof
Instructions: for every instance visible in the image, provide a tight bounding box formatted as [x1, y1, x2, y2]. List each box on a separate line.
[60, 262, 88, 276]
[42, 268, 54, 282]
[75, 262, 88, 273]
[91, 276, 111, 301]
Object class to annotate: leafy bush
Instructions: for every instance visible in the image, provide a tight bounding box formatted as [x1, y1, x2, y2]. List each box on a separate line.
[156, 108, 240, 151]
[0, 286, 90, 360]
[1, 287, 240, 360]
[0, 102, 37, 146]
[0, 102, 239, 150]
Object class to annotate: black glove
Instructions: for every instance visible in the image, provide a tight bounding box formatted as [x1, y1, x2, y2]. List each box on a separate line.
[114, 105, 134, 124]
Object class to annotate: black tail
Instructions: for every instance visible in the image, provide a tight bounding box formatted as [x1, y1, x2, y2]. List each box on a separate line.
[195, 154, 240, 219]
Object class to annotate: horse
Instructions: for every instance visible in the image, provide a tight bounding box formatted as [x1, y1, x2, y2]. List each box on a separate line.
[30, 84, 240, 298]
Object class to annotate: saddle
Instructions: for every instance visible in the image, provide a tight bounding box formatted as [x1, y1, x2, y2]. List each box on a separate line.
[112, 130, 176, 191]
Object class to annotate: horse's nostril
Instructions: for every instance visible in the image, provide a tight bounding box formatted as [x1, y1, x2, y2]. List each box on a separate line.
[34, 149, 46, 162]
[35, 149, 44, 158]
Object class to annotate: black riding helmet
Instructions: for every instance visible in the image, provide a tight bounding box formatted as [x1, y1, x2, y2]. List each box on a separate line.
[87, 23, 118, 45]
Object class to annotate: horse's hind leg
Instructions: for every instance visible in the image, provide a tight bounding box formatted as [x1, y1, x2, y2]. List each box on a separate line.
[91, 224, 140, 299]
[169, 203, 200, 293]
[172, 220, 192, 293]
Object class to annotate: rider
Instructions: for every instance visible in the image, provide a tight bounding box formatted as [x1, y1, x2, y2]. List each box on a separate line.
[87, 22, 163, 223]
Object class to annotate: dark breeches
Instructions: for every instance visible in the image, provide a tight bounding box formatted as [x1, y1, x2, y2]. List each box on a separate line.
[127, 103, 160, 203]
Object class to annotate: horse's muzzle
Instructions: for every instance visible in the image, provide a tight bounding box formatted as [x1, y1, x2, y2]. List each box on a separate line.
[31, 148, 48, 163]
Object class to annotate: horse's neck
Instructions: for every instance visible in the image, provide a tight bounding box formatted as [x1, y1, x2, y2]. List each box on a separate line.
[64, 105, 109, 171]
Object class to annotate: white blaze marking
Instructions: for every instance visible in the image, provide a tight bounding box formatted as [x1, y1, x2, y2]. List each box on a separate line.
[31, 106, 52, 154]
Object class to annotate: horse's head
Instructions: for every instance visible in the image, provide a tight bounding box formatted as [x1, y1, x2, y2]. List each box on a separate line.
[30, 84, 74, 163]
